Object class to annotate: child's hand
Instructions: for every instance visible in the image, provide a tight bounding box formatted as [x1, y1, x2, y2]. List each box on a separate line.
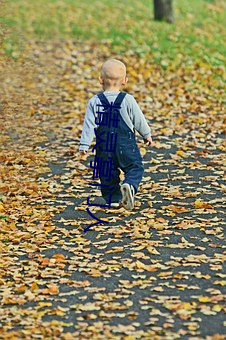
[80, 150, 87, 155]
[144, 137, 152, 146]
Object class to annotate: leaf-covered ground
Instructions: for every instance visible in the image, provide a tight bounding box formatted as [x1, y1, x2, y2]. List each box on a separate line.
[0, 38, 225, 339]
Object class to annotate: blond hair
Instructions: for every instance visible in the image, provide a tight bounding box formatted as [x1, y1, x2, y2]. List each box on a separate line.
[100, 59, 126, 87]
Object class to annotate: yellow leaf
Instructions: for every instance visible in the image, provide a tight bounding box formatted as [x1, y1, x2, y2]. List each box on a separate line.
[61, 323, 74, 327]
[194, 199, 213, 209]
[155, 224, 167, 230]
[31, 282, 39, 292]
[214, 280, 226, 286]
[182, 302, 193, 310]
[153, 286, 164, 292]
[140, 147, 146, 156]
[37, 302, 52, 308]
[50, 320, 60, 326]
[9, 222, 16, 228]
[0, 203, 5, 212]
[147, 247, 160, 255]
[62, 333, 74, 340]
[198, 296, 211, 303]
[187, 323, 199, 331]
[212, 304, 223, 312]
[176, 150, 187, 158]
[105, 247, 124, 254]
[151, 158, 160, 164]
[135, 260, 147, 269]
[33, 310, 51, 318]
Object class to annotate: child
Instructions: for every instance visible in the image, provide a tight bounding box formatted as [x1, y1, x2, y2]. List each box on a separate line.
[79, 59, 152, 210]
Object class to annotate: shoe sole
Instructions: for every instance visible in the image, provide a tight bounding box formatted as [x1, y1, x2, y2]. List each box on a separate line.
[110, 202, 121, 208]
[120, 183, 134, 210]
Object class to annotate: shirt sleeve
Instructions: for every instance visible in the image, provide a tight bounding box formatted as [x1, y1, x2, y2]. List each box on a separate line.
[129, 95, 151, 139]
[79, 99, 97, 151]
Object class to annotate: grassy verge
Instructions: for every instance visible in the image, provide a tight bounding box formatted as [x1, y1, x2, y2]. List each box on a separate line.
[1, 0, 225, 66]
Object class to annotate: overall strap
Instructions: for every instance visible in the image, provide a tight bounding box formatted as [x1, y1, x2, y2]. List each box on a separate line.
[113, 92, 127, 107]
[97, 92, 127, 107]
[97, 93, 110, 107]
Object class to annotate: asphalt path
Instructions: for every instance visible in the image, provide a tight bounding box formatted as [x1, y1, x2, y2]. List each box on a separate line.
[30, 124, 226, 339]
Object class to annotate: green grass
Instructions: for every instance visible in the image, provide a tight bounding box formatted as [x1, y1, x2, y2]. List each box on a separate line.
[1, 0, 225, 65]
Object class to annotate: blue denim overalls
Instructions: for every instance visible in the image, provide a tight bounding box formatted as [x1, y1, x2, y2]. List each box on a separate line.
[94, 92, 144, 204]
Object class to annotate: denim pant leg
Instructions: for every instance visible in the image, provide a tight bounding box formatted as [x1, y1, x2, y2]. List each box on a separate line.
[116, 139, 144, 193]
[96, 150, 122, 203]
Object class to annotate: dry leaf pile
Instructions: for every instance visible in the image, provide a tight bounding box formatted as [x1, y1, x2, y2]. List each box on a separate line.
[0, 40, 225, 339]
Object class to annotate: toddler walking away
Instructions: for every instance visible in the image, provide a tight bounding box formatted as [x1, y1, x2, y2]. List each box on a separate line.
[79, 59, 152, 210]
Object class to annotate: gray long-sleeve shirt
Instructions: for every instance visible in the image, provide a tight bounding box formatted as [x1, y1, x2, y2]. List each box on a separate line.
[79, 91, 151, 151]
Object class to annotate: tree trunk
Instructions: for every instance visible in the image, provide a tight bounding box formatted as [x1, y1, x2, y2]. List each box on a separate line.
[153, 0, 174, 23]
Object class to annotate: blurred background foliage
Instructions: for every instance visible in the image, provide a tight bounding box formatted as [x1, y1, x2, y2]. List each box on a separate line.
[0, 0, 225, 67]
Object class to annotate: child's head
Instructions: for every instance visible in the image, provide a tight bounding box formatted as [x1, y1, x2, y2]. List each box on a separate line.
[99, 59, 128, 91]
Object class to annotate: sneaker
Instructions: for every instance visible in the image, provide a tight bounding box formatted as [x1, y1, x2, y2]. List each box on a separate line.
[120, 183, 135, 210]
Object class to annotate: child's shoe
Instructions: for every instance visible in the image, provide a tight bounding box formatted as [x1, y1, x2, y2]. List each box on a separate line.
[120, 183, 135, 210]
